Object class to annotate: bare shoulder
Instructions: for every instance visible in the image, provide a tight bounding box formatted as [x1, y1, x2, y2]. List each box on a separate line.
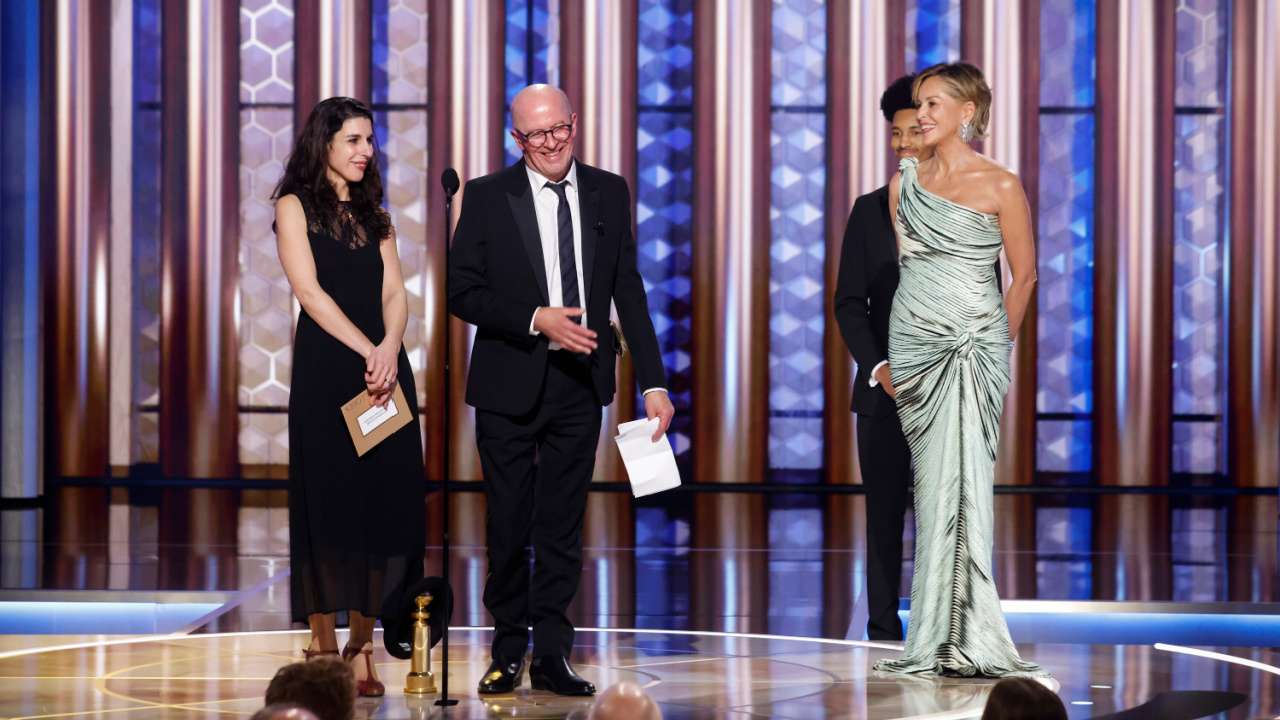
[274, 193, 305, 233]
[972, 159, 1023, 204]
[275, 193, 302, 214]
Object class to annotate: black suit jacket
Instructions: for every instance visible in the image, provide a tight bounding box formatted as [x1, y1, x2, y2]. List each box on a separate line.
[448, 160, 668, 417]
[833, 185, 900, 419]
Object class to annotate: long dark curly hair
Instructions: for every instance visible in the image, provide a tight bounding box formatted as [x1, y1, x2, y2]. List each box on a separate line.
[273, 97, 392, 242]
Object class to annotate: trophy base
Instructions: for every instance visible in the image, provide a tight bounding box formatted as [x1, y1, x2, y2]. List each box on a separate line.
[405, 672, 437, 695]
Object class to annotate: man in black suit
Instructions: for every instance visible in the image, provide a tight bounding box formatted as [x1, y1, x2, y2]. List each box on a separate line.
[449, 84, 673, 696]
[833, 74, 932, 641]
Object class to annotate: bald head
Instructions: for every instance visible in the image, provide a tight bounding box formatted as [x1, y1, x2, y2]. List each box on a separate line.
[509, 84, 577, 182]
[511, 84, 573, 127]
[588, 682, 662, 720]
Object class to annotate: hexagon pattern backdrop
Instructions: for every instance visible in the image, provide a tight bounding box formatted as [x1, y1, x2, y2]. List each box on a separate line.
[1172, 0, 1229, 475]
[238, 0, 297, 466]
[371, 0, 430, 417]
[769, 0, 826, 474]
[132, 0, 163, 464]
[1036, 0, 1095, 474]
[113, 0, 1255, 485]
[636, 0, 695, 463]
[505, 0, 558, 165]
[905, 0, 960, 71]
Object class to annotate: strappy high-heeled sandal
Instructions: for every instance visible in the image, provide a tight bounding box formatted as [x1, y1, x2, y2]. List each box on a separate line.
[302, 645, 341, 662]
[343, 643, 385, 697]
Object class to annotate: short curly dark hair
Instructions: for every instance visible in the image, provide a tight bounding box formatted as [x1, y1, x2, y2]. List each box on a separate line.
[879, 74, 919, 122]
[264, 659, 356, 720]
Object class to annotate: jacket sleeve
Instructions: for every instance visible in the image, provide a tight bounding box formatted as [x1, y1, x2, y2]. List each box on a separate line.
[447, 180, 541, 344]
[833, 198, 887, 373]
[610, 181, 669, 392]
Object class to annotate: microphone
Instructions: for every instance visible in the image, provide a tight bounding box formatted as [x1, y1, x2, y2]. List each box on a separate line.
[441, 168, 460, 198]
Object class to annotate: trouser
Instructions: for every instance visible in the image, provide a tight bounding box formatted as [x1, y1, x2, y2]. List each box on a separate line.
[857, 410, 912, 641]
[476, 351, 603, 659]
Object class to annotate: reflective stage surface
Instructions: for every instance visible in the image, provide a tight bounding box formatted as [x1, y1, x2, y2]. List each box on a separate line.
[0, 487, 1276, 718]
[0, 629, 1278, 719]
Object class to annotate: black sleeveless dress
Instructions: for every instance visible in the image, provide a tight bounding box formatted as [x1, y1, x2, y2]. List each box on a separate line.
[285, 193, 425, 622]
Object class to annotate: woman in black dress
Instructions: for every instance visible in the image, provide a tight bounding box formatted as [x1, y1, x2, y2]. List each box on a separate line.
[273, 97, 425, 697]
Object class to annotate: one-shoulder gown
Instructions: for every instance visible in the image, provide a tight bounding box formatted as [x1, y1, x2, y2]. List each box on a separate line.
[873, 157, 1046, 678]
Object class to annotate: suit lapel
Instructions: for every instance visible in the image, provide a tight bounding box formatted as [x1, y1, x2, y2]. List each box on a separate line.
[577, 166, 599, 305]
[506, 164, 551, 305]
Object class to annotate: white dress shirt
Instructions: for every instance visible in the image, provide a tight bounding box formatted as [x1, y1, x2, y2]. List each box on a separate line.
[525, 162, 667, 399]
[525, 162, 588, 349]
[868, 359, 889, 387]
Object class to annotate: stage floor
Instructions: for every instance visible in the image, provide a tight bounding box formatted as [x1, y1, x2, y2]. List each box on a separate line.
[1, 487, 1276, 718]
[0, 627, 1276, 719]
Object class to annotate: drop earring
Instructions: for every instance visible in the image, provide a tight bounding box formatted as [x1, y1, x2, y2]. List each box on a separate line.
[957, 120, 975, 143]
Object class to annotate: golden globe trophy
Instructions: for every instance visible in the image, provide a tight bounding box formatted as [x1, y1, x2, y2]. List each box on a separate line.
[404, 593, 437, 695]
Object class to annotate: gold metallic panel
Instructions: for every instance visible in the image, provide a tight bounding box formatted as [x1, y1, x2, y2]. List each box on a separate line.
[984, 0, 1038, 594]
[43, 0, 111, 477]
[1229, 0, 1280, 494]
[692, 493, 769, 633]
[318, 0, 373, 101]
[1093, 0, 1176, 600]
[108, 0, 136, 471]
[561, 0, 640, 482]
[1252, 0, 1280, 494]
[445, 0, 506, 481]
[984, 0, 1037, 493]
[1095, 0, 1175, 490]
[572, 493, 637, 625]
[159, 0, 241, 478]
[823, 0, 890, 487]
[691, 0, 771, 486]
[424, 0, 453, 480]
[822, 494, 865, 637]
[1227, 0, 1280, 602]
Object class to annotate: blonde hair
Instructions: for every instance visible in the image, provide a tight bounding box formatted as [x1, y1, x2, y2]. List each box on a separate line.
[912, 62, 992, 140]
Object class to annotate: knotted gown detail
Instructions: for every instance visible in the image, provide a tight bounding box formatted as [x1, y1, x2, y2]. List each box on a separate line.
[873, 157, 1046, 678]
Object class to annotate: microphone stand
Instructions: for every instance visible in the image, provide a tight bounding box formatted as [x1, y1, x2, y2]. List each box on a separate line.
[436, 170, 459, 708]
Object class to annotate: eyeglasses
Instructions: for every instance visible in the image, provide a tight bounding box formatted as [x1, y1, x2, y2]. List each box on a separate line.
[515, 122, 573, 148]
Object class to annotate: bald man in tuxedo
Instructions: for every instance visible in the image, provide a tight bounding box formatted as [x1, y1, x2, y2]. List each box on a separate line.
[449, 84, 673, 696]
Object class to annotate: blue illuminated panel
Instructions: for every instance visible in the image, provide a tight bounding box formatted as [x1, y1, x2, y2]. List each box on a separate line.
[769, 0, 826, 473]
[905, 0, 960, 71]
[636, 0, 694, 463]
[1036, 0, 1095, 473]
[635, 507, 691, 632]
[1171, 0, 1229, 475]
[505, 0, 555, 165]
[133, 0, 163, 464]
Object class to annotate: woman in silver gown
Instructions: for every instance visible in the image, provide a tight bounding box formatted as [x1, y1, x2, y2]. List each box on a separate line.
[873, 63, 1047, 678]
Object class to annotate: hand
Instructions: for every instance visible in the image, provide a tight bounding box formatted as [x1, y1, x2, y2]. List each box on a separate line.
[367, 378, 395, 409]
[875, 363, 897, 399]
[365, 341, 398, 397]
[644, 391, 675, 442]
[534, 307, 598, 354]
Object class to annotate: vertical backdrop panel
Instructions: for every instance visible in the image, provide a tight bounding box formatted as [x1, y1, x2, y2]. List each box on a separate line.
[43, 0, 112, 478]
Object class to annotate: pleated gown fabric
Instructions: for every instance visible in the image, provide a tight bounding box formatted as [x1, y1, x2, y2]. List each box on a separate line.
[873, 157, 1046, 678]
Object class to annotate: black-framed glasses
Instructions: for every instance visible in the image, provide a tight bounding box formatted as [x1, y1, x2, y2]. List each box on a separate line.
[516, 122, 573, 148]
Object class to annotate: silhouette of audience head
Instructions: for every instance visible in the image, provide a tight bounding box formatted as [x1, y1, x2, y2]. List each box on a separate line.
[981, 677, 1066, 720]
[588, 681, 663, 720]
[250, 704, 320, 720]
[263, 658, 357, 720]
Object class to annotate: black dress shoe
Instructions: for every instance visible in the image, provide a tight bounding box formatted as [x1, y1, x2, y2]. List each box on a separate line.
[529, 655, 595, 696]
[477, 655, 525, 694]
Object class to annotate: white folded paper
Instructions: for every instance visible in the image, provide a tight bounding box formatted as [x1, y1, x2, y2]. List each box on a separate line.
[614, 417, 682, 498]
